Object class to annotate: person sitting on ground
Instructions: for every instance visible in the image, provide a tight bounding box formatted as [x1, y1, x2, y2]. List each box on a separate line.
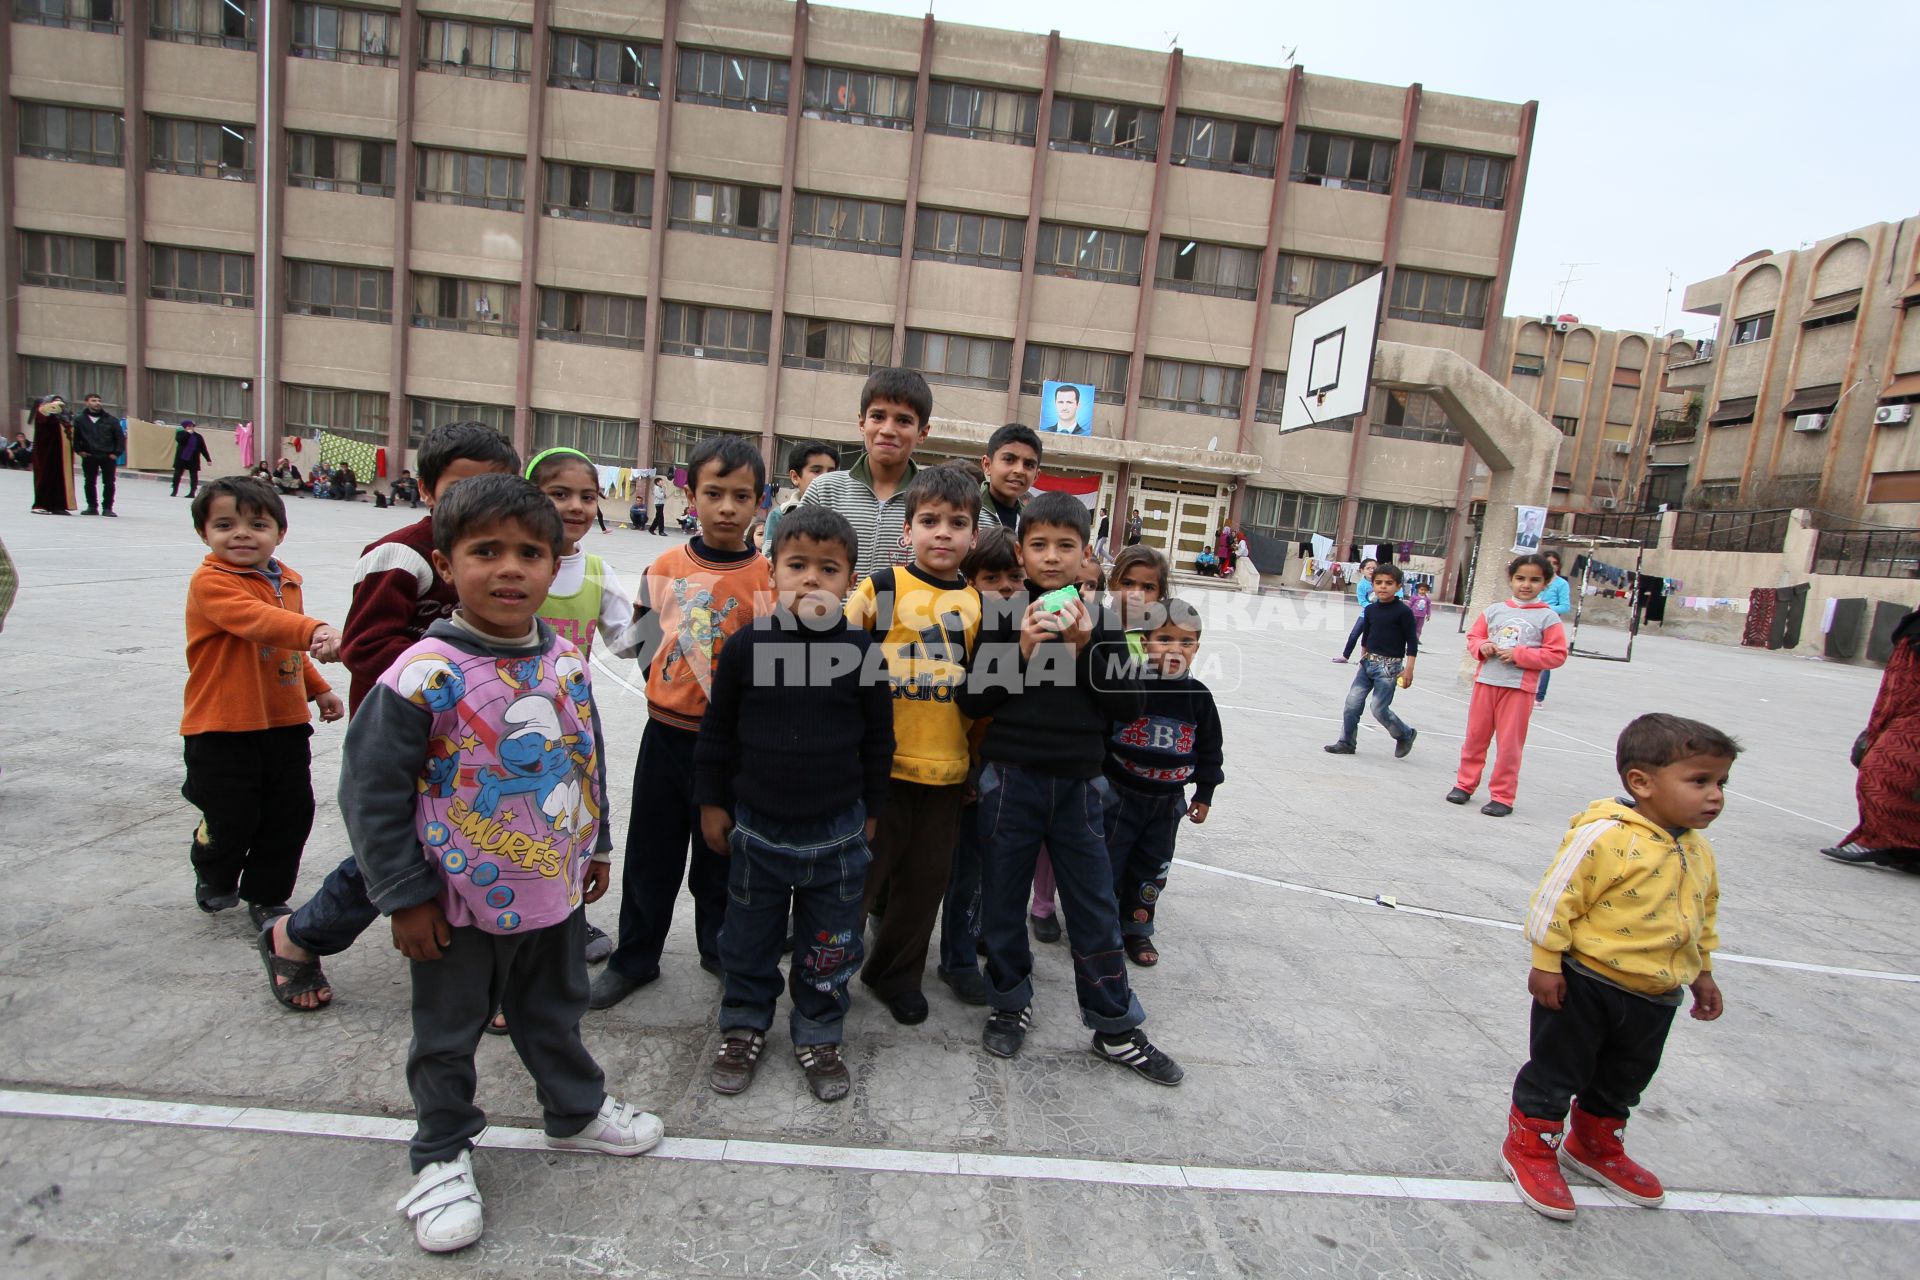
[340, 474, 663, 1254]
[1823, 606, 1920, 872]
[4, 430, 31, 470]
[392, 469, 421, 508]
[1501, 713, 1734, 1221]
[272, 458, 304, 495]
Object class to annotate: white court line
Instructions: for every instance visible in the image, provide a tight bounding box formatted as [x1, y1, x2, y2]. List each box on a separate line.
[1171, 858, 1920, 985]
[1213, 703, 1608, 756]
[2, 1088, 1916, 1224]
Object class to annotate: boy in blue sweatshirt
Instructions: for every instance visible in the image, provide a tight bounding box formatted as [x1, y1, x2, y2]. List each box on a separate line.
[1104, 597, 1224, 968]
[1325, 561, 1419, 758]
[956, 493, 1182, 1085]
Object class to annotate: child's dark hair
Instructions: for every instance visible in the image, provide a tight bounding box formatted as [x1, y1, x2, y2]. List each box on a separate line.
[416, 420, 520, 493]
[1145, 595, 1204, 637]
[1079, 557, 1106, 592]
[985, 421, 1042, 462]
[771, 504, 859, 566]
[859, 367, 933, 429]
[193, 476, 287, 533]
[903, 464, 981, 522]
[1415, 580, 1431, 593]
[525, 446, 597, 488]
[961, 526, 1019, 580]
[688, 434, 767, 491]
[1615, 713, 1741, 785]
[1370, 561, 1405, 586]
[786, 439, 839, 475]
[1507, 552, 1554, 580]
[1110, 544, 1169, 597]
[432, 473, 565, 558]
[1017, 491, 1090, 544]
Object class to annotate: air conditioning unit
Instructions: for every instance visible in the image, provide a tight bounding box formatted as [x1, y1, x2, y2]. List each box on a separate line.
[1596, 497, 1618, 510]
[1611, 441, 1633, 454]
[1554, 320, 1572, 333]
[1874, 404, 1914, 425]
[1792, 413, 1830, 433]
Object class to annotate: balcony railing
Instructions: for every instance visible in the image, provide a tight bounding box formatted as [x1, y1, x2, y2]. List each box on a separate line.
[1571, 512, 1661, 547]
[1812, 528, 1920, 579]
[1671, 508, 1792, 554]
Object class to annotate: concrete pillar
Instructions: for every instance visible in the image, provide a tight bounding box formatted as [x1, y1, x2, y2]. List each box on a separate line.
[1369, 341, 1559, 682]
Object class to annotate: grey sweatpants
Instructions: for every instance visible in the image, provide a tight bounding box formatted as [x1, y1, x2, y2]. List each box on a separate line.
[406, 908, 605, 1171]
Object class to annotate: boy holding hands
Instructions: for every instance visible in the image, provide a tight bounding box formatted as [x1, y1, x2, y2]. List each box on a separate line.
[957, 494, 1182, 1084]
[695, 506, 894, 1101]
[1503, 713, 1736, 1220]
[182, 478, 344, 924]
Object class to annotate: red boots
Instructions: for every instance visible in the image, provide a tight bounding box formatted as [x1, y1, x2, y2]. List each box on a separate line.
[1561, 1103, 1666, 1207]
[1501, 1104, 1576, 1220]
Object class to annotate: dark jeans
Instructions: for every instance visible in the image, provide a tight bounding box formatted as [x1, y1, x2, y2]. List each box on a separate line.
[1535, 667, 1553, 703]
[81, 454, 117, 510]
[938, 798, 984, 976]
[1512, 965, 1677, 1122]
[717, 802, 870, 1045]
[181, 726, 315, 907]
[862, 779, 965, 999]
[608, 719, 727, 981]
[1104, 784, 1186, 938]
[649, 503, 665, 535]
[170, 462, 200, 497]
[284, 853, 381, 956]
[977, 763, 1143, 1033]
[1338, 656, 1411, 747]
[407, 910, 603, 1172]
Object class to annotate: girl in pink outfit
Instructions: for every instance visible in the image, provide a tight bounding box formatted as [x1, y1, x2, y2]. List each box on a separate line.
[1447, 554, 1568, 818]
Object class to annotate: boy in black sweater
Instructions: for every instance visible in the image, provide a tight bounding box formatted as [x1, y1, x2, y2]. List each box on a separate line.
[956, 493, 1182, 1085]
[1105, 597, 1224, 968]
[1325, 561, 1419, 757]
[693, 507, 894, 1103]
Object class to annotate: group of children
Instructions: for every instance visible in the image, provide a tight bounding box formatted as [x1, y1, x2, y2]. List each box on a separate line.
[175, 367, 1737, 1249]
[1325, 550, 1574, 819]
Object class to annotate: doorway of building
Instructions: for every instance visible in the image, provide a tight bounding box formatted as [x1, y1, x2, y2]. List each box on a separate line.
[1131, 475, 1224, 570]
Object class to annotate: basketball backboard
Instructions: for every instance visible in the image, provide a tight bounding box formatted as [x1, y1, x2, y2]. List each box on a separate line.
[1278, 272, 1384, 434]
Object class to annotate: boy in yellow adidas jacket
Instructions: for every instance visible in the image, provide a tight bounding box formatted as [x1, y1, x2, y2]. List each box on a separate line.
[846, 466, 981, 1025]
[1502, 713, 1739, 1222]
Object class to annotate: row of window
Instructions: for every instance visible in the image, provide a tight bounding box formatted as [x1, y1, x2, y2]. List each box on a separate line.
[1239, 488, 1452, 557]
[18, 3, 1512, 200]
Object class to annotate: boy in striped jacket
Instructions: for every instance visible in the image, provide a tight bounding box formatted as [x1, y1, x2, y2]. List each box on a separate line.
[1501, 713, 1737, 1221]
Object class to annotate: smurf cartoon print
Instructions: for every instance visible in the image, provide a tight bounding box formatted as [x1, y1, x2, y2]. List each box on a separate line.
[381, 636, 603, 935]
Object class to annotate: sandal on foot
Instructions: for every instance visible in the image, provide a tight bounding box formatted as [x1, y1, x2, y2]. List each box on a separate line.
[1124, 936, 1160, 967]
[485, 1010, 509, 1036]
[257, 925, 331, 1012]
[397, 1150, 484, 1253]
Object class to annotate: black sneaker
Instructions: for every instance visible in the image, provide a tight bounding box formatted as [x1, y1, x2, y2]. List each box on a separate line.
[588, 966, 657, 1010]
[941, 967, 988, 1006]
[699, 954, 723, 977]
[81, 508, 99, 516]
[1394, 727, 1417, 759]
[1445, 787, 1472, 805]
[1323, 741, 1356, 755]
[102, 509, 117, 517]
[1030, 912, 1061, 944]
[710, 1029, 765, 1095]
[1481, 801, 1513, 818]
[1092, 1029, 1185, 1086]
[982, 1006, 1031, 1059]
[583, 923, 612, 963]
[884, 990, 929, 1025]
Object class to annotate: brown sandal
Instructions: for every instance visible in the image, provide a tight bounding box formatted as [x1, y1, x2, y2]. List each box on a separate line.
[257, 926, 332, 1011]
[1124, 936, 1159, 967]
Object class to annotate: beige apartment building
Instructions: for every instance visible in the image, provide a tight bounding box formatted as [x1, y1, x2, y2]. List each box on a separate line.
[1661, 216, 1920, 522]
[3, 0, 1536, 580]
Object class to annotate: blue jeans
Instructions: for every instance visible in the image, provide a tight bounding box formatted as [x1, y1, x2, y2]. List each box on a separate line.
[1535, 667, 1553, 703]
[1338, 656, 1411, 747]
[284, 853, 381, 957]
[716, 803, 870, 1046]
[1104, 785, 1187, 938]
[977, 763, 1144, 1033]
[938, 798, 983, 976]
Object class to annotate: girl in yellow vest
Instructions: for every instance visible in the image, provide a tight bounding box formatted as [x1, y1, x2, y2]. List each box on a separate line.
[482, 448, 642, 1030]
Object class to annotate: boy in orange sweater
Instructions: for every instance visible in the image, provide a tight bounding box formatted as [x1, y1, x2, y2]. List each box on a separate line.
[182, 478, 344, 929]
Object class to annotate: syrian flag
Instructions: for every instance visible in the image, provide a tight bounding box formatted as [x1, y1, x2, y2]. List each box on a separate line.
[1031, 472, 1100, 511]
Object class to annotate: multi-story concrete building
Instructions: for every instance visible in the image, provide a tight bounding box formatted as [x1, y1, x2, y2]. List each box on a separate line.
[1660, 216, 1920, 522]
[3, 0, 1536, 578]
[1484, 315, 1697, 515]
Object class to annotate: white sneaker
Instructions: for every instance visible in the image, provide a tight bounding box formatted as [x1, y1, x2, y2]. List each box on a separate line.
[545, 1095, 664, 1156]
[396, 1150, 483, 1253]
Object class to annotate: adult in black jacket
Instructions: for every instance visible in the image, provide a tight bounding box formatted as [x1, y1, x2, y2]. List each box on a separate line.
[71, 394, 124, 516]
[171, 420, 208, 498]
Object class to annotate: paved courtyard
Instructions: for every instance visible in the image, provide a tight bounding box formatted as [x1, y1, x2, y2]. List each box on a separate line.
[0, 468, 1915, 1278]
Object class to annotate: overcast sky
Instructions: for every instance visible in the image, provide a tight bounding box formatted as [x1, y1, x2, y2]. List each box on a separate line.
[856, 0, 1917, 339]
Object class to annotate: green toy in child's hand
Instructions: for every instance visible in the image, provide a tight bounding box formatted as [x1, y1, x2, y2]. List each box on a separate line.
[1037, 586, 1080, 614]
